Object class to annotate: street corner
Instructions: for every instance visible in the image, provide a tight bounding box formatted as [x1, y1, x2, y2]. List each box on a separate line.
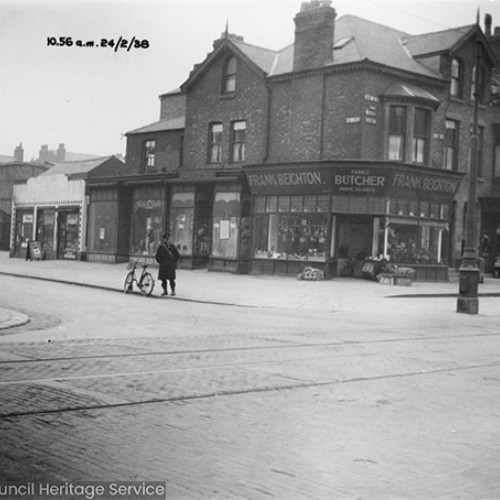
[0, 308, 29, 331]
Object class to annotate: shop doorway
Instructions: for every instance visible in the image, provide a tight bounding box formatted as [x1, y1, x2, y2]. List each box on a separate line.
[337, 216, 373, 276]
[57, 209, 80, 259]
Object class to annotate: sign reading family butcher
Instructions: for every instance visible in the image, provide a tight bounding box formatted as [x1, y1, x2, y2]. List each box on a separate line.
[245, 164, 463, 199]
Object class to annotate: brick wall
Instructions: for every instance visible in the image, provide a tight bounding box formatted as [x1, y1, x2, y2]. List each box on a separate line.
[183, 48, 268, 169]
[125, 130, 183, 174]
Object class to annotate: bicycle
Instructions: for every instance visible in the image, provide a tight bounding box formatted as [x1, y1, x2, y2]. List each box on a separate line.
[123, 260, 155, 296]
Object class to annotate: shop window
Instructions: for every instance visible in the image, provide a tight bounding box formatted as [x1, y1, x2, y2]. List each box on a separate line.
[143, 140, 156, 173]
[278, 196, 290, 212]
[254, 196, 266, 213]
[420, 201, 429, 218]
[388, 105, 407, 161]
[14, 208, 34, 254]
[209, 123, 223, 163]
[331, 195, 349, 213]
[444, 119, 459, 170]
[212, 192, 240, 258]
[36, 209, 55, 252]
[88, 198, 117, 253]
[253, 195, 328, 261]
[408, 200, 419, 217]
[169, 192, 194, 255]
[429, 202, 440, 218]
[59, 210, 80, 258]
[317, 195, 329, 212]
[367, 197, 385, 214]
[266, 196, 278, 212]
[412, 108, 430, 164]
[222, 56, 237, 94]
[440, 204, 450, 220]
[130, 186, 165, 255]
[387, 223, 446, 264]
[450, 58, 464, 98]
[230, 121, 246, 163]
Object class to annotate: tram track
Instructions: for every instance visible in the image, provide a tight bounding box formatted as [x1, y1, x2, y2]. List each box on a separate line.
[1, 360, 499, 420]
[1, 330, 499, 365]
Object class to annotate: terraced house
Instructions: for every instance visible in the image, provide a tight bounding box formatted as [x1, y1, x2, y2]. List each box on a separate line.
[86, 0, 500, 280]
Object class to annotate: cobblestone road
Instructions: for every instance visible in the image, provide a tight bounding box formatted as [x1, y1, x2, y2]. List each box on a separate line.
[1, 277, 500, 499]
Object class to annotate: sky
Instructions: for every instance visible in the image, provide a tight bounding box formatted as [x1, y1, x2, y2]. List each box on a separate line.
[2, 0, 500, 162]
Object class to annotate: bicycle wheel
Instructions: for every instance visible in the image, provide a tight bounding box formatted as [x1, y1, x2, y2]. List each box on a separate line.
[139, 273, 155, 296]
[123, 272, 135, 294]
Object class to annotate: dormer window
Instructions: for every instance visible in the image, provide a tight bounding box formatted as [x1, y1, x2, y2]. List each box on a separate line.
[450, 58, 463, 98]
[222, 56, 237, 94]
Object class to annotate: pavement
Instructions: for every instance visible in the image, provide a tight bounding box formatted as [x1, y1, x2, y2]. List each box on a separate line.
[1, 250, 500, 329]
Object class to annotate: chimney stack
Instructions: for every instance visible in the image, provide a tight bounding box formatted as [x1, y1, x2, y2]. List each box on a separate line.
[293, 0, 336, 72]
[56, 143, 66, 162]
[14, 143, 24, 162]
[485, 13, 492, 36]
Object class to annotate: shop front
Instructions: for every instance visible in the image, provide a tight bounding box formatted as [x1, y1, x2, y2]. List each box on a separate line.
[11, 203, 85, 260]
[86, 173, 251, 272]
[245, 162, 463, 281]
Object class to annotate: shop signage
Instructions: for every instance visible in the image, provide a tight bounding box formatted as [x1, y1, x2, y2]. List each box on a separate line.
[247, 170, 328, 194]
[22, 214, 33, 224]
[246, 165, 462, 199]
[391, 173, 460, 195]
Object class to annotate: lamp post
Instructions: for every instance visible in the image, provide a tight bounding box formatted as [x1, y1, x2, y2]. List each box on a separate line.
[457, 35, 481, 314]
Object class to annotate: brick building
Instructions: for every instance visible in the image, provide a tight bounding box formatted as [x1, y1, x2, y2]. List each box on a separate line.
[86, 0, 500, 280]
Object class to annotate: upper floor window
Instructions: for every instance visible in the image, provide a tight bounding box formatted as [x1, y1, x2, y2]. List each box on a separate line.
[412, 108, 431, 164]
[444, 119, 459, 171]
[231, 121, 246, 162]
[388, 106, 407, 161]
[209, 123, 223, 163]
[143, 140, 156, 173]
[450, 58, 464, 98]
[222, 56, 237, 94]
[386, 104, 432, 165]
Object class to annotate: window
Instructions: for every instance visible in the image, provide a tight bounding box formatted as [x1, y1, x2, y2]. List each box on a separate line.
[444, 119, 459, 170]
[143, 140, 156, 173]
[169, 192, 194, 255]
[209, 123, 223, 163]
[212, 192, 240, 258]
[412, 108, 430, 164]
[386, 104, 433, 165]
[253, 195, 329, 261]
[222, 56, 237, 94]
[88, 190, 117, 253]
[450, 58, 463, 98]
[231, 121, 246, 162]
[388, 106, 407, 161]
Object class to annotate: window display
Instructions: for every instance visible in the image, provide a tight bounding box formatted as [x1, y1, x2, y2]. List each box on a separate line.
[254, 195, 329, 261]
[169, 192, 194, 255]
[130, 186, 165, 255]
[88, 191, 117, 253]
[212, 192, 240, 258]
[36, 208, 55, 252]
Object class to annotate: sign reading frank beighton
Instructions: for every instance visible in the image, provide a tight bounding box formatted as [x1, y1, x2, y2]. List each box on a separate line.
[245, 164, 463, 200]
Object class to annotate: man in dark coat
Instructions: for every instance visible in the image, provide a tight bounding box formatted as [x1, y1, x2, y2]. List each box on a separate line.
[155, 233, 180, 296]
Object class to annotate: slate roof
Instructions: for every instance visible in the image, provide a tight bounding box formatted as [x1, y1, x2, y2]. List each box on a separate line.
[194, 15, 481, 83]
[40, 156, 121, 177]
[405, 25, 474, 57]
[126, 116, 185, 135]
